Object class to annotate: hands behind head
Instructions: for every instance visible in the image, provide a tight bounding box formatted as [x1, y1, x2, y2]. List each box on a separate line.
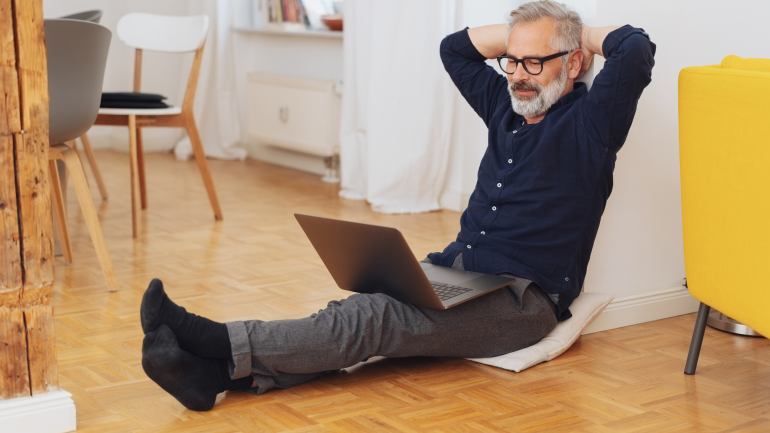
[578, 24, 595, 79]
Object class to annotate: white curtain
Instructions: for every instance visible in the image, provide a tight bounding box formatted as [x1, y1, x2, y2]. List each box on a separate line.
[339, 0, 456, 213]
[174, 0, 248, 161]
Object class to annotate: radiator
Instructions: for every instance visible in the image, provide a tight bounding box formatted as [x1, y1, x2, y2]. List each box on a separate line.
[247, 73, 341, 158]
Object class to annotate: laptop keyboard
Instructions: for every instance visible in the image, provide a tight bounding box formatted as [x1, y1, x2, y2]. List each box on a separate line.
[431, 283, 473, 301]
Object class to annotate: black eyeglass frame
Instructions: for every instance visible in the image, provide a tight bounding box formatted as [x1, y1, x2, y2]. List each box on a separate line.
[496, 51, 570, 76]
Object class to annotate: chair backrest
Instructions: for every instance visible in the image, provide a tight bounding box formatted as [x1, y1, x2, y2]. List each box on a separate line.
[720, 55, 770, 73]
[59, 9, 103, 23]
[45, 19, 111, 145]
[116, 13, 208, 53]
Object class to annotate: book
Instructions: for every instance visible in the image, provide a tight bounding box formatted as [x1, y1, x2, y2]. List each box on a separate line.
[263, 0, 313, 29]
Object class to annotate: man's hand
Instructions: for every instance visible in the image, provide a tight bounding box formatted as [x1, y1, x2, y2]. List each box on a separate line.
[578, 24, 621, 77]
[468, 24, 510, 60]
[578, 25, 595, 78]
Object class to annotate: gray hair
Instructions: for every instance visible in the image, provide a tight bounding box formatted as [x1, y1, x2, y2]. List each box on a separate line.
[508, 1, 582, 63]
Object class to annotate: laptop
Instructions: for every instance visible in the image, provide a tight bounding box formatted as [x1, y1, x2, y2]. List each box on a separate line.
[294, 214, 515, 310]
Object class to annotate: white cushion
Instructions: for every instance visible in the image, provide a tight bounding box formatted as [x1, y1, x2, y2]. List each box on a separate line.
[467, 292, 614, 372]
[98, 106, 183, 116]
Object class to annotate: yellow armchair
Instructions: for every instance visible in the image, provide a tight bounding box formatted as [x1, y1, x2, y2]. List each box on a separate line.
[679, 55, 770, 374]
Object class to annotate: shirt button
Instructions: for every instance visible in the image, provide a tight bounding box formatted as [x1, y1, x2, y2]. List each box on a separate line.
[497, 183, 502, 188]
[508, 159, 513, 164]
[522, 121, 525, 126]
[467, 245, 472, 249]
[512, 130, 517, 134]
[481, 231, 485, 235]
[565, 277, 570, 281]
[492, 206, 497, 211]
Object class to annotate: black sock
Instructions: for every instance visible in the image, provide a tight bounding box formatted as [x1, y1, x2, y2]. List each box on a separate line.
[141, 278, 233, 361]
[142, 324, 222, 411]
[216, 358, 254, 392]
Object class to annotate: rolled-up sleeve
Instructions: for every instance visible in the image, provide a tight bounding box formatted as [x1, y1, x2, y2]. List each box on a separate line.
[225, 321, 253, 379]
[582, 25, 656, 151]
[441, 28, 510, 126]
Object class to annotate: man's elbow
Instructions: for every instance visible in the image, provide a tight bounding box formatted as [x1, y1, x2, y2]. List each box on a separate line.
[439, 35, 453, 68]
[630, 32, 656, 67]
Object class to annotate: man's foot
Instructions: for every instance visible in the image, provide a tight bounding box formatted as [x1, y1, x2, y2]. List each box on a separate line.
[140, 278, 232, 360]
[140, 278, 171, 334]
[142, 324, 221, 411]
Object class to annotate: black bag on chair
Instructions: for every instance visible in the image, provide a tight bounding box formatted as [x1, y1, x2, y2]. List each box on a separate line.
[100, 92, 169, 109]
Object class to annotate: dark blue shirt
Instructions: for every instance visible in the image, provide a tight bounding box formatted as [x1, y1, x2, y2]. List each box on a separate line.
[428, 25, 655, 321]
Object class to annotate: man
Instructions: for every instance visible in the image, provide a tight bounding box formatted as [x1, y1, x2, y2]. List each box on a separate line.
[140, 1, 655, 411]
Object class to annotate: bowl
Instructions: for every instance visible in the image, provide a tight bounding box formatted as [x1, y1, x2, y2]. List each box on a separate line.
[321, 14, 343, 32]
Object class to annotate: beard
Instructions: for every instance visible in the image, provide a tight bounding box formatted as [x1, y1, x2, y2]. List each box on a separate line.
[508, 64, 568, 118]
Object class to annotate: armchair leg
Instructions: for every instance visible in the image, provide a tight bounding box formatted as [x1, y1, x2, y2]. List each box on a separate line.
[685, 303, 711, 375]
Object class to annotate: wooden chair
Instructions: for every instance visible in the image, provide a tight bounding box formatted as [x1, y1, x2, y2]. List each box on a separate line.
[85, 13, 222, 238]
[46, 18, 119, 292]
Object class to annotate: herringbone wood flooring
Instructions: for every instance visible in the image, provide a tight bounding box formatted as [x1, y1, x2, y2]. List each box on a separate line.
[52, 150, 770, 432]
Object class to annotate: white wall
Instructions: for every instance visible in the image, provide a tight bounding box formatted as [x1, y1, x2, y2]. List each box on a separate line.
[588, 0, 770, 297]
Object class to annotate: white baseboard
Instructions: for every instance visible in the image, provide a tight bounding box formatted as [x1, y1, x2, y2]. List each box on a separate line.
[0, 390, 76, 433]
[242, 141, 327, 176]
[583, 285, 699, 334]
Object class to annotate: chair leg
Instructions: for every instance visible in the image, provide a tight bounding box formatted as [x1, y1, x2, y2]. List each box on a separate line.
[135, 126, 147, 209]
[80, 133, 108, 201]
[49, 159, 73, 264]
[185, 114, 222, 220]
[65, 140, 89, 189]
[128, 115, 142, 238]
[685, 303, 711, 375]
[58, 145, 120, 292]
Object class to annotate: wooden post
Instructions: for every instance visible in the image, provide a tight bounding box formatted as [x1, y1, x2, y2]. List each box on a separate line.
[0, 0, 58, 400]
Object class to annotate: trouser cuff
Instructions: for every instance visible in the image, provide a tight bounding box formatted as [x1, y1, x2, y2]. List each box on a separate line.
[225, 321, 252, 379]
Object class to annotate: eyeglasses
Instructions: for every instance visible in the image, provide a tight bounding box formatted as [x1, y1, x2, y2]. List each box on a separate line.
[496, 51, 569, 76]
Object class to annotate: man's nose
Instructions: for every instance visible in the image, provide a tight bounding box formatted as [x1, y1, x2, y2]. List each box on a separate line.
[511, 63, 530, 83]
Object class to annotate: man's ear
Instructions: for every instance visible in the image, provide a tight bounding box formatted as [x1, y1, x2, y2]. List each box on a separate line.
[568, 50, 584, 79]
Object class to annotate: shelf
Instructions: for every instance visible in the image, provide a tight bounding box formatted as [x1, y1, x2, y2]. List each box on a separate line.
[233, 26, 343, 39]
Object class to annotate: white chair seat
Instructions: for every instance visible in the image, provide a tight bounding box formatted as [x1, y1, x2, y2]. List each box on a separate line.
[98, 106, 183, 116]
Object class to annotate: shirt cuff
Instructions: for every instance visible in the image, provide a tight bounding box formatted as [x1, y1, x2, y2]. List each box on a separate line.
[602, 25, 651, 59]
[447, 27, 488, 62]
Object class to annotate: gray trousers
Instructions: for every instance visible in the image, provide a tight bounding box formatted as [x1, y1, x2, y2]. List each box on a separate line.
[225, 256, 557, 394]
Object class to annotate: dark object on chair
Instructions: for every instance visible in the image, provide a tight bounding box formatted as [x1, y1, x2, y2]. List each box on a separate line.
[100, 92, 169, 109]
[46, 18, 119, 292]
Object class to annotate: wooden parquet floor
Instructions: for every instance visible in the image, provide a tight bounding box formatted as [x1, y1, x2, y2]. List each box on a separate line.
[52, 150, 770, 433]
